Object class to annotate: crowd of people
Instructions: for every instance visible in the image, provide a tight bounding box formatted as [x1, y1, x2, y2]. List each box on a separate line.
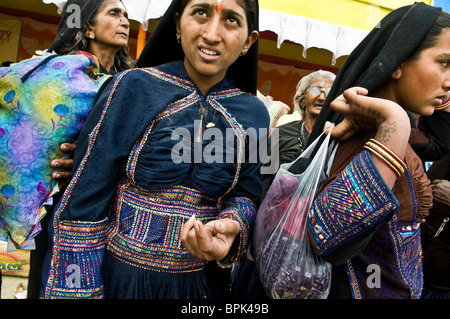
[0, 0, 449, 300]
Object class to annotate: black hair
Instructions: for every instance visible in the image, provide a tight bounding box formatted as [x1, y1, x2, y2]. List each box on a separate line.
[58, 0, 134, 71]
[410, 10, 450, 60]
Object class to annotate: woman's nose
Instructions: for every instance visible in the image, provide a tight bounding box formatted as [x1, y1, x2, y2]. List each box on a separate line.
[121, 16, 130, 28]
[203, 18, 222, 43]
[317, 91, 327, 100]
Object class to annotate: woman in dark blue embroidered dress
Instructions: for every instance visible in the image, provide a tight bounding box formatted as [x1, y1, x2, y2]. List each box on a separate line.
[306, 3, 450, 299]
[41, 0, 269, 299]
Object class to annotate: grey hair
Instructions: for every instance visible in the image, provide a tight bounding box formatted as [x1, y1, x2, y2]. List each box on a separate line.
[293, 70, 336, 119]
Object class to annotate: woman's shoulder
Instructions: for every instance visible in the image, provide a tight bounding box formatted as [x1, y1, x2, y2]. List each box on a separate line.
[114, 61, 191, 89]
[111, 67, 174, 87]
[232, 90, 266, 110]
[229, 92, 270, 129]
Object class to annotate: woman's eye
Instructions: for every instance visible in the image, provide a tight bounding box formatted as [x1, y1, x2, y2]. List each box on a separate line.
[195, 9, 207, 17]
[442, 61, 449, 68]
[226, 16, 241, 26]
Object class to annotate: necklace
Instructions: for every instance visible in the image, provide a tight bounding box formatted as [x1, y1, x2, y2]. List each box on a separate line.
[298, 121, 310, 152]
[199, 101, 216, 129]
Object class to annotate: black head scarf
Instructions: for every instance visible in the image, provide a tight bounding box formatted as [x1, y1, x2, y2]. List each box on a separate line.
[47, 0, 104, 54]
[136, 0, 260, 95]
[308, 2, 442, 145]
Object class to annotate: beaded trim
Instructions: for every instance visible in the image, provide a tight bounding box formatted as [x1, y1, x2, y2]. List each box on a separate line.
[106, 183, 235, 272]
[217, 197, 256, 268]
[345, 261, 362, 299]
[43, 218, 108, 299]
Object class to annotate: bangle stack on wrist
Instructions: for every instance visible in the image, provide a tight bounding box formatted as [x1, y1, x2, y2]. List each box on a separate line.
[364, 138, 407, 177]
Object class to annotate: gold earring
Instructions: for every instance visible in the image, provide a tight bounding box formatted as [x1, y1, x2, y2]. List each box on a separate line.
[176, 33, 181, 43]
[240, 48, 248, 56]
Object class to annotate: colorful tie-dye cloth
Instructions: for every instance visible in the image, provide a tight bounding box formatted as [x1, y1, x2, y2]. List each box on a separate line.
[0, 51, 109, 250]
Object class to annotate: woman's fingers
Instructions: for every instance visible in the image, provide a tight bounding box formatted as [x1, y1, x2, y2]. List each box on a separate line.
[60, 142, 76, 154]
[328, 86, 409, 142]
[330, 87, 369, 117]
[50, 142, 77, 179]
[180, 215, 197, 254]
[181, 216, 216, 261]
[180, 217, 240, 261]
[330, 118, 358, 142]
[213, 218, 240, 238]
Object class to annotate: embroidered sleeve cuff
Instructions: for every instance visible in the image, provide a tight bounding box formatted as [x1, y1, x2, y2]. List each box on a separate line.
[308, 150, 399, 258]
[216, 197, 256, 268]
[43, 218, 108, 299]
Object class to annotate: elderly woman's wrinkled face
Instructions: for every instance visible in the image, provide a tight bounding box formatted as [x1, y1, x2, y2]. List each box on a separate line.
[301, 76, 334, 120]
[86, 0, 130, 51]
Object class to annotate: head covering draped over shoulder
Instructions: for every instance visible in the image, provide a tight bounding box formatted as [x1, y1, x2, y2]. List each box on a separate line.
[308, 2, 442, 144]
[47, 0, 104, 54]
[136, 0, 260, 95]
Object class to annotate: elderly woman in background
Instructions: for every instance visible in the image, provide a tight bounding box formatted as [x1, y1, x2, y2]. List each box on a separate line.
[48, 0, 134, 181]
[47, 0, 134, 75]
[260, 70, 336, 193]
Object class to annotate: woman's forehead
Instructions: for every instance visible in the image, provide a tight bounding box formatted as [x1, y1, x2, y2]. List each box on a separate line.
[100, 0, 127, 11]
[309, 76, 333, 86]
[185, 0, 246, 10]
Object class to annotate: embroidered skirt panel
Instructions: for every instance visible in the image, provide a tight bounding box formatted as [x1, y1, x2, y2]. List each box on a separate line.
[106, 183, 219, 272]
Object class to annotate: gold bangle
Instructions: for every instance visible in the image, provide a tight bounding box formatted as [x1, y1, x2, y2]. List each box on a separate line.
[369, 139, 407, 171]
[364, 141, 406, 177]
[365, 141, 405, 176]
[364, 144, 403, 176]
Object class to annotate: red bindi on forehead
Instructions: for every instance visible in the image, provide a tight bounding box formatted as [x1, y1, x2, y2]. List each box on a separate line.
[216, 0, 223, 12]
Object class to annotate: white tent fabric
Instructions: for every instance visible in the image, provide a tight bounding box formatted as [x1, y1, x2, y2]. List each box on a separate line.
[41, 0, 370, 65]
[258, 9, 368, 65]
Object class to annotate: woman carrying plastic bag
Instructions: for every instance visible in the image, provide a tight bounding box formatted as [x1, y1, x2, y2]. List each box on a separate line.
[253, 132, 336, 299]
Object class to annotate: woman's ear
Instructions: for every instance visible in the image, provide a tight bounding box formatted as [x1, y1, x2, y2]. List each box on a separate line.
[300, 98, 306, 109]
[173, 12, 181, 37]
[391, 64, 403, 80]
[243, 30, 259, 52]
[85, 23, 95, 40]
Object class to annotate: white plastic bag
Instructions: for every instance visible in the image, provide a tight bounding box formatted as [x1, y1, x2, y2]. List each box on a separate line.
[253, 133, 336, 299]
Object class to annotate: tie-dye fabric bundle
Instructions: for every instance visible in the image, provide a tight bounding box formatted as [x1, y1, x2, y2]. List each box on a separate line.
[0, 51, 109, 249]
